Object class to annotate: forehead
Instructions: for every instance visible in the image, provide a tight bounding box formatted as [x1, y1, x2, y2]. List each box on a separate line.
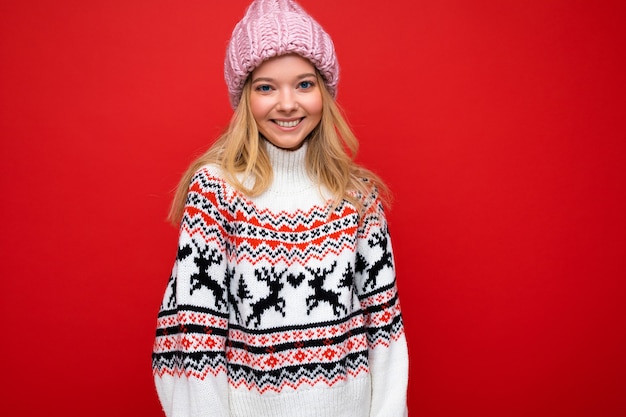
[251, 54, 316, 78]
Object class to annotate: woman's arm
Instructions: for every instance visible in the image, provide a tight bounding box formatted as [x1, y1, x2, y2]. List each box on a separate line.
[355, 191, 409, 417]
[153, 168, 232, 417]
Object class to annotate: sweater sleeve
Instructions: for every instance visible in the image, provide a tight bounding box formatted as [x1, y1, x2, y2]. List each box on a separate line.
[354, 190, 409, 417]
[152, 168, 232, 417]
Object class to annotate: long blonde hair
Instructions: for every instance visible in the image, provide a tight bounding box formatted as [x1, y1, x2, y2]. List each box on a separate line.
[168, 71, 389, 224]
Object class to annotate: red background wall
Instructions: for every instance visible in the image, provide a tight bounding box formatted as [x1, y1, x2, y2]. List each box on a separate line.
[1, 1, 625, 416]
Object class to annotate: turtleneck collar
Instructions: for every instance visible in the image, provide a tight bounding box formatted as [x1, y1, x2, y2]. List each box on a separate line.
[264, 139, 314, 194]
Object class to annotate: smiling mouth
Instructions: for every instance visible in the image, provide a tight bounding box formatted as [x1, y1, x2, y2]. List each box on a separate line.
[273, 118, 302, 128]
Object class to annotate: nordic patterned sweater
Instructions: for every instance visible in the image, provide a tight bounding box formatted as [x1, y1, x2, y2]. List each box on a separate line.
[152, 140, 409, 417]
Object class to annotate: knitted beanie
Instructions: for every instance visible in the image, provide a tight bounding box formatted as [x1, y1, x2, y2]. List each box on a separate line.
[224, 0, 339, 109]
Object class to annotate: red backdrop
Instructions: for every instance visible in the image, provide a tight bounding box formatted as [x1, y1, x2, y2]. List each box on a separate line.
[1, 1, 625, 416]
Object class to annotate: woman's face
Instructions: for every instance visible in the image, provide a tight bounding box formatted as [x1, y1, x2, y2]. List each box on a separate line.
[249, 54, 323, 150]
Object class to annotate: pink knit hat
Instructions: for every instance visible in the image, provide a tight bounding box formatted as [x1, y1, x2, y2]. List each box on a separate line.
[224, 0, 339, 109]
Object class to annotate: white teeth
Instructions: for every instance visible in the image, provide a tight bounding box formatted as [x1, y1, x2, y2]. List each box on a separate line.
[275, 119, 300, 128]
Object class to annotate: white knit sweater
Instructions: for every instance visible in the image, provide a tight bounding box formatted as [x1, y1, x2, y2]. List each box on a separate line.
[153, 141, 408, 417]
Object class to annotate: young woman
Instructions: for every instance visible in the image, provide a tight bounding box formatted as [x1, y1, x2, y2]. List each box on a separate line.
[152, 1, 409, 416]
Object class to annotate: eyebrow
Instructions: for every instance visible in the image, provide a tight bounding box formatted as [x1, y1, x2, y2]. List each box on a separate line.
[251, 73, 317, 84]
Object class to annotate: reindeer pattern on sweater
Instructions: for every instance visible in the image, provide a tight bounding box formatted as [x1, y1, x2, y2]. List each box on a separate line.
[152, 143, 408, 417]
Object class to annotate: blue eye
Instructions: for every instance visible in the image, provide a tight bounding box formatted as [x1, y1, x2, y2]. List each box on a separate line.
[256, 84, 272, 92]
[299, 81, 314, 89]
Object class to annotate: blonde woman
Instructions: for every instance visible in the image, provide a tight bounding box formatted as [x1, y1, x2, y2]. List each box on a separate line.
[152, 1, 409, 416]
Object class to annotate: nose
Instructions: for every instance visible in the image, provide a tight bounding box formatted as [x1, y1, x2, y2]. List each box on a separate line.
[276, 88, 298, 112]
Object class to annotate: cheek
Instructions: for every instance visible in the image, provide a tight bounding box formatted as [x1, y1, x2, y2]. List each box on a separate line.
[249, 96, 269, 121]
[307, 93, 323, 117]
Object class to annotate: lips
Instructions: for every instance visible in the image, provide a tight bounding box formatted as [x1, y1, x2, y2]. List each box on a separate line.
[273, 118, 302, 128]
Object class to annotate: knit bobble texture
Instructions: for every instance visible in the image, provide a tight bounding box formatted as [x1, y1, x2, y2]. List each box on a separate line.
[225, 0, 339, 109]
